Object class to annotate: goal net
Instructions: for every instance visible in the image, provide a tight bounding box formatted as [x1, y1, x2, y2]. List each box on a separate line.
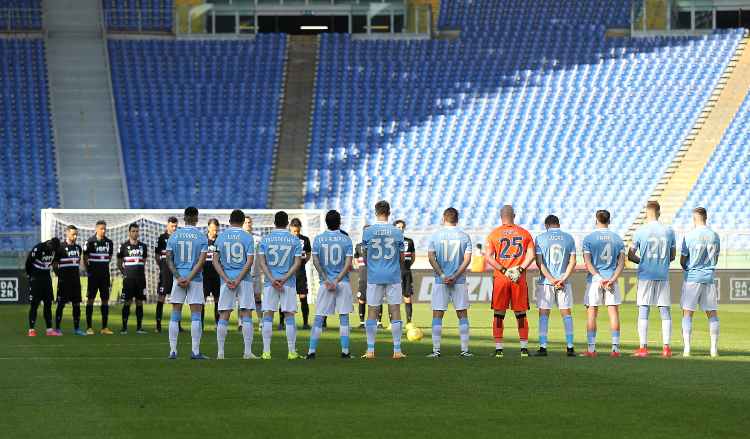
[40, 209, 326, 304]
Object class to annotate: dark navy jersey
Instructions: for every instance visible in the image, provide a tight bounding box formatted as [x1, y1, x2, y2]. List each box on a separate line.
[26, 242, 55, 277]
[203, 238, 219, 281]
[118, 241, 148, 280]
[84, 237, 113, 275]
[156, 232, 170, 268]
[401, 237, 416, 271]
[55, 242, 82, 278]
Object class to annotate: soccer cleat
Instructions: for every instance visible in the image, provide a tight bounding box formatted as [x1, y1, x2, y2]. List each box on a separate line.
[392, 352, 407, 360]
[633, 347, 649, 357]
[100, 328, 113, 335]
[45, 328, 58, 336]
[581, 351, 598, 358]
[494, 349, 504, 358]
[54, 329, 63, 336]
[610, 351, 621, 358]
[261, 352, 272, 360]
[190, 353, 210, 360]
[340, 352, 352, 359]
[119, 330, 128, 335]
[28, 329, 37, 337]
[85, 328, 95, 336]
[458, 351, 474, 358]
[520, 348, 530, 357]
[136, 329, 147, 335]
[287, 352, 301, 360]
[302, 324, 311, 330]
[361, 351, 375, 359]
[305, 353, 316, 360]
[243, 353, 259, 360]
[566, 347, 576, 357]
[426, 351, 441, 358]
[534, 347, 548, 357]
[168, 352, 177, 360]
[217, 352, 225, 360]
[661, 346, 672, 358]
[357, 322, 365, 329]
[710, 350, 719, 358]
[155, 322, 162, 333]
[74, 329, 86, 336]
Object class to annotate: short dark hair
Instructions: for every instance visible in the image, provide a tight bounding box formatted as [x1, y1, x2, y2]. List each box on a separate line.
[646, 200, 660, 213]
[167, 216, 178, 224]
[290, 218, 302, 228]
[47, 237, 61, 251]
[95, 220, 106, 227]
[274, 211, 289, 228]
[443, 208, 459, 224]
[325, 210, 341, 230]
[128, 223, 139, 231]
[393, 219, 406, 228]
[476, 243, 482, 250]
[375, 200, 390, 216]
[544, 215, 560, 227]
[596, 210, 611, 225]
[229, 210, 245, 225]
[208, 218, 220, 227]
[184, 206, 199, 218]
[66, 224, 78, 232]
[693, 207, 708, 221]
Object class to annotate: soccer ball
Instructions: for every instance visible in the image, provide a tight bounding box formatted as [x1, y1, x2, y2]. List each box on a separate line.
[406, 327, 423, 342]
[405, 322, 417, 331]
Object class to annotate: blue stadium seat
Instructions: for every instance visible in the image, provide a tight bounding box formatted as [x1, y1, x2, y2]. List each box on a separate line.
[0, 0, 42, 31]
[102, 0, 173, 32]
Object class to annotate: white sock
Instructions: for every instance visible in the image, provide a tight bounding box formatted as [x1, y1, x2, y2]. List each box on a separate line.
[391, 320, 403, 353]
[339, 314, 350, 354]
[309, 323, 322, 354]
[262, 318, 272, 354]
[638, 319, 649, 348]
[216, 319, 228, 356]
[458, 318, 470, 352]
[190, 313, 202, 355]
[682, 316, 692, 353]
[285, 316, 296, 353]
[661, 319, 671, 346]
[431, 317, 442, 352]
[495, 342, 504, 350]
[169, 317, 179, 354]
[365, 319, 377, 353]
[241, 317, 254, 356]
[709, 317, 719, 354]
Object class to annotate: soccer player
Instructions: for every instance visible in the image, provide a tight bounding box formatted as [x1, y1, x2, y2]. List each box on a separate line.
[307, 210, 354, 359]
[394, 220, 416, 324]
[118, 223, 148, 334]
[362, 200, 406, 360]
[26, 238, 60, 336]
[243, 216, 264, 325]
[213, 210, 256, 360]
[582, 210, 626, 357]
[628, 201, 676, 357]
[154, 217, 178, 333]
[426, 208, 473, 358]
[165, 207, 209, 360]
[679, 207, 721, 357]
[83, 220, 114, 334]
[289, 218, 312, 330]
[484, 205, 535, 357]
[354, 226, 372, 329]
[534, 215, 577, 357]
[258, 211, 303, 360]
[202, 218, 221, 328]
[53, 225, 85, 336]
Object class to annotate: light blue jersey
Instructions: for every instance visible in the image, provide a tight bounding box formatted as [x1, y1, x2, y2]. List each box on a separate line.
[681, 226, 720, 284]
[535, 228, 576, 286]
[214, 226, 255, 282]
[312, 230, 354, 282]
[259, 229, 303, 288]
[582, 229, 625, 282]
[362, 221, 404, 285]
[166, 225, 209, 282]
[427, 226, 472, 284]
[632, 221, 676, 281]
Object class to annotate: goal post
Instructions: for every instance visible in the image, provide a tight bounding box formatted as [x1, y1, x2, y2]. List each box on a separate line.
[40, 209, 326, 304]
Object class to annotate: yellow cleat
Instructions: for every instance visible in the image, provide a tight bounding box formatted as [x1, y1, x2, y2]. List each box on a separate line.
[100, 328, 113, 335]
[85, 328, 95, 336]
[287, 352, 301, 360]
[361, 351, 375, 359]
[392, 352, 407, 360]
[261, 352, 272, 360]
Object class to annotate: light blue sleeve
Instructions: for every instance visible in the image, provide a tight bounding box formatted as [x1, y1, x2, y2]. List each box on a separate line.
[345, 238, 354, 257]
[396, 229, 405, 252]
[668, 228, 676, 252]
[166, 234, 176, 254]
[294, 237, 303, 257]
[214, 234, 225, 257]
[258, 238, 267, 255]
[632, 229, 643, 252]
[463, 234, 472, 254]
[245, 233, 255, 256]
[681, 237, 689, 257]
[311, 236, 321, 256]
[199, 235, 208, 253]
[582, 235, 592, 254]
[427, 233, 437, 253]
[535, 235, 544, 255]
[362, 228, 371, 246]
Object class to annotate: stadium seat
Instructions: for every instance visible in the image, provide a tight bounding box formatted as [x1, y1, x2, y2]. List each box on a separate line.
[0, 0, 42, 31]
[102, 0, 173, 32]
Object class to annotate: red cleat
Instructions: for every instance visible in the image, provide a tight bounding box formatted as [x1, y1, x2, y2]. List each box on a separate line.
[610, 351, 621, 358]
[580, 351, 598, 358]
[633, 347, 649, 357]
[661, 346, 672, 358]
[28, 329, 37, 337]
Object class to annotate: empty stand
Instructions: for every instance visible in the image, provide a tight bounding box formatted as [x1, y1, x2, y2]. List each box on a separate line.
[102, 0, 173, 32]
[0, 0, 42, 31]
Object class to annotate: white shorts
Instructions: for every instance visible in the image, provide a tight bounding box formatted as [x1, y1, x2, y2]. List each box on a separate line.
[637, 279, 671, 307]
[366, 283, 402, 306]
[262, 285, 297, 313]
[315, 281, 354, 316]
[681, 282, 718, 312]
[217, 280, 255, 312]
[584, 280, 622, 307]
[170, 281, 205, 305]
[536, 283, 573, 310]
[432, 283, 470, 311]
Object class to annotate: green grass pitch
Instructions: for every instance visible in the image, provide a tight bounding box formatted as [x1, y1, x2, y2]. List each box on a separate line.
[1, 303, 749, 438]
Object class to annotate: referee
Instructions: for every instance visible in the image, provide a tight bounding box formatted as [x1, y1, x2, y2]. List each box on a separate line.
[26, 237, 60, 336]
[202, 218, 221, 328]
[394, 220, 416, 324]
[54, 225, 85, 335]
[83, 220, 114, 335]
[118, 223, 148, 334]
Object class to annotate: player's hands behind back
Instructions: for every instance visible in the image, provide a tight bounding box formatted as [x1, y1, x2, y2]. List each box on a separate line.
[505, 266, 522, 283]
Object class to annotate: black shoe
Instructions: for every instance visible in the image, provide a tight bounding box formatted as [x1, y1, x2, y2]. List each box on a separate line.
[358, 322, 365, 329]
[305, 353, 316, 360]
[155, 322, 162, 333]
[520, 348, 530, 357]
[567, 347, 576, 357]
[494, 349, 504, 358]
[535, 347, 548, 357]
[341, 352, 352, 359]
[322, 319, 328, 328]
[302, 324, 311, 330]
[376, 322, 384, 329]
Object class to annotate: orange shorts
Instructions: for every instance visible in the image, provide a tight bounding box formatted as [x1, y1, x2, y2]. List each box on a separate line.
[492, 276, 529, 312]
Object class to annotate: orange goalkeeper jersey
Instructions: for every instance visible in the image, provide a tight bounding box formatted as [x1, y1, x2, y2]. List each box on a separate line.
[486, 224, 534, 277]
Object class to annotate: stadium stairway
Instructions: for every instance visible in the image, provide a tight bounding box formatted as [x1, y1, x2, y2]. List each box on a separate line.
[269, 35, 318, 209]
[625, 33, 750, 241]
[44, 0, 128, 208]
